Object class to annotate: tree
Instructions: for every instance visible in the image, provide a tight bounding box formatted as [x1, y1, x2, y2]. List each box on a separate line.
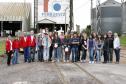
[81, 25, 91, 36]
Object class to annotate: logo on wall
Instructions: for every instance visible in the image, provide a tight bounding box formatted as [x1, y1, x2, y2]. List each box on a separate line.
[44, 0, 61, 12]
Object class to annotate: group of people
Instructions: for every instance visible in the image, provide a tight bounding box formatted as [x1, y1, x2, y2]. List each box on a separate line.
[5, 28, 121, 66]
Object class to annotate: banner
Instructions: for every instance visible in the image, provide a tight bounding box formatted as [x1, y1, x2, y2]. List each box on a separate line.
[38, 0, 70, 24]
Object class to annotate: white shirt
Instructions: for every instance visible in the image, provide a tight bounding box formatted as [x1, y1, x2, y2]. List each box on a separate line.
[9, 40, 13, 50]
[24, 37, 26, 42]
[31, 36, 34, 42]
[114, 37, 120, 49]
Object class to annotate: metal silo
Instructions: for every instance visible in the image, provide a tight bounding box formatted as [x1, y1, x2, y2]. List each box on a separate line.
[122, 2, 126, 35]
[92, 0, 122, 34]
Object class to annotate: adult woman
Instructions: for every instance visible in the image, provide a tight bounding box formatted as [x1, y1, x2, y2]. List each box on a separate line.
[113, 33, 120, 64]
[52, 32, 61, 62]
[95, 35, 103, 63]
[12, 37, 20, 64]
[70, 33, 80, 62]
[6, 36, 13, 66]
[81, 32, 87, 63]
[64, 34, 70, 62]
[87, 35, 95, 64]
[103, 34, 109, 63]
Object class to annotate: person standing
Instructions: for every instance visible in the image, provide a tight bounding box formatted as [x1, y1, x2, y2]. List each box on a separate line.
[87, 35, 96, 64]
[6, 36, 13, 66]
[52, 32, 61, 62]
[37, 33, 43, 62]
[81, 32, 88, 63]
[64, 34, 70, 62]
[20, 32, 28, 62]
[59, 32, 65, 61]
[70, 33, 80, 62]
[27, 30, 36, 62]
[103, 34, 109, 63]
[12, 37, 20, 65]
[95, 35, 103, 63]
[42, 28, 51, 62]
[107, 31, 114, 63]
[49, 32, 54, 61]
[113, 33, 120, 64]
[78, 33, 81, 62]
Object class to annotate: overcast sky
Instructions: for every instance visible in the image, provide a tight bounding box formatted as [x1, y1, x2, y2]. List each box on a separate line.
[0, 0, 121, 30]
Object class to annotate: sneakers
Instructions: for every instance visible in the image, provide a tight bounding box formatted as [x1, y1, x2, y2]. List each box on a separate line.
[89, 61, 94, 64]
[89, 61, 92, 64]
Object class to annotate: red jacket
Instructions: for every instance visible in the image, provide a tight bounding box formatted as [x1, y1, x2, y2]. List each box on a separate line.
[27, 36, 36, 47]
[6, 39, 13, 52]
[12, 39, 20, 49]
[20, 36, 27, 48]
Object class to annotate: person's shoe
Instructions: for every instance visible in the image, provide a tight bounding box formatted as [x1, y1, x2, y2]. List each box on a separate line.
[92, 61, 94, 64]
[83, 60, 86, 63]
[115, 62, 119, 64]
[89, 61, 92, 64]
[64, 60, 66, 63]
[80, 60, 83, 63]
[67, 60, 70, 63]
[102, 62, 107, 64]
[57, 60, 60, 62]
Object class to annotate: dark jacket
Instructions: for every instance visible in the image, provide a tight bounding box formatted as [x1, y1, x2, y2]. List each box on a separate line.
[52, 37, 61, 47]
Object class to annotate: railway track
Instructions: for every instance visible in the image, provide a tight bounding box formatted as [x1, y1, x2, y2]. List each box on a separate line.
[55, 62, 103, 84]
[73, 63, 103, 84]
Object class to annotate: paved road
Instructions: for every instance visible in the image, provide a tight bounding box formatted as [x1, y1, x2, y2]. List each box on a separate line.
[0, 62, 126, 84]
[0, 48, 126, 84]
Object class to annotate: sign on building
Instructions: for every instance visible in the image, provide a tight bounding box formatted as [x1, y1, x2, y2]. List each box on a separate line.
[38, 0, 70, 24]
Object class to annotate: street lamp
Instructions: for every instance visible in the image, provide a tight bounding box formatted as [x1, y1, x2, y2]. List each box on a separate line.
[65, 7, 69, 33]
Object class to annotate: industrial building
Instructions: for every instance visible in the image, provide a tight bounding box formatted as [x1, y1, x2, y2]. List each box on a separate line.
[0, 3, 31, 36]
[122, 1, 126, 34]
[34, 0, 70, 32]
[92, 0, 122, 34]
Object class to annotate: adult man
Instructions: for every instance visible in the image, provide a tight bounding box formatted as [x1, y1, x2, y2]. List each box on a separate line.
[20, 32, 28, 62]
[107, 31, 114, 63]
[27, 30, 36, 62]
[37, 29, 44, 62]
[42, 28, 52, 62]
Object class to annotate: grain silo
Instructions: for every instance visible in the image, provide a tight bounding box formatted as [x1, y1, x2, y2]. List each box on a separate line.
[122, 2, 126, 35]
[92, 0, 122, 34]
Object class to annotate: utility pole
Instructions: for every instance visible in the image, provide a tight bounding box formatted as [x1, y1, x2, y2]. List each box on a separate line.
[69, 0, 73, 33]
[96, 0, 101, 34]
[34, 0, 38, 30]
[91, 0, 93, 34]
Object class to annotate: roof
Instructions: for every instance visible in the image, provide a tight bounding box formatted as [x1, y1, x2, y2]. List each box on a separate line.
[101, 0, 121, 7]
[0, 3, 31, 21]
[37, 18, 56, 24]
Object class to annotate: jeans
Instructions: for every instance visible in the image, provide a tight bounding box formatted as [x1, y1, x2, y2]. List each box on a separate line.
[38, 46, 43, 61]
[89, 48, 94, 61]
[24, 47, 28, 62]
[114, 49, 120, 62]
[12, 49, 19, 64]
[96, 49, 102, 62]
[54, 47, 61, 61]
[49, 45, 53, 61]
[7, 51, 13, 66]
[71, 47, 78, 62]
[81, 48, 87, 60]
[103, 50, 108, 63]
[108, 48, 113, 62]
[28, 47, 35, 62]
[43, 47, 49, 61]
